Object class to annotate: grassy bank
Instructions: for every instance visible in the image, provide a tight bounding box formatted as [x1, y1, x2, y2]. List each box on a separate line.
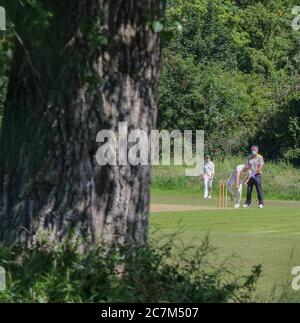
[151, 157, 300, 200]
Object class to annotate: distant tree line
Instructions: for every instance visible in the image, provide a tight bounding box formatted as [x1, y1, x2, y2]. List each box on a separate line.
[158, 0, 300, 163]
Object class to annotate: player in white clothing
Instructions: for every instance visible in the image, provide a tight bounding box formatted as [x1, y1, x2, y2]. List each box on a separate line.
[202, 155, 215, 199]
[227, 164, 251, 208]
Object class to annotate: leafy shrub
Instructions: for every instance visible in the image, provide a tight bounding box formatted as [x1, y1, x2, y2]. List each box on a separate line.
[0, 236, 261, 303]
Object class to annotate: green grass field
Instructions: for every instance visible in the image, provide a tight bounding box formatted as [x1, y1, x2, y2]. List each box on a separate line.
[150, 190, 300, 301]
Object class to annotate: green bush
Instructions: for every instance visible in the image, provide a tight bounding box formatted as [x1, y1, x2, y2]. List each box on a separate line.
[0, 237, 261, 303]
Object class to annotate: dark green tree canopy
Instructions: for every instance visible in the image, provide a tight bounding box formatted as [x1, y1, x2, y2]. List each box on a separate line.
[158, 0, 300, 162]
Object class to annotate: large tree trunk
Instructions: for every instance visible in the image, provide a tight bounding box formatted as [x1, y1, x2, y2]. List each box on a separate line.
[0, 1, 164, 249]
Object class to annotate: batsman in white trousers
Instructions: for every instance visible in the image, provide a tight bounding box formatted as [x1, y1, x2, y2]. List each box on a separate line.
[202, 155, 215, 199]
[227, 164, 251, 208]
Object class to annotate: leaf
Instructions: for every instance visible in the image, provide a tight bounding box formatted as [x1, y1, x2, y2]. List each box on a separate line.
[152, 21, 164, 33]
[173, 21, 183, 33]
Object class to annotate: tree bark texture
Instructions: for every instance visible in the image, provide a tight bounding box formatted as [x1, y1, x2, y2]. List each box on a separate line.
[0, 0, 165, 249]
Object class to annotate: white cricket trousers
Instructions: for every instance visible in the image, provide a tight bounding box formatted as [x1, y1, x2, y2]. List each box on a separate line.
[203, 175, 213, 198]
[227, 178, 243, 204]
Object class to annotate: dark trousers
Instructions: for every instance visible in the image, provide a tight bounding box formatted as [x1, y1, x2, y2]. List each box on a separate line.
[246, 174, 263, 205]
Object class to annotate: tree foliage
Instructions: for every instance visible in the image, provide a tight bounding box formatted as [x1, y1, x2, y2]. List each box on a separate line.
[158, 0, 300, 162]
